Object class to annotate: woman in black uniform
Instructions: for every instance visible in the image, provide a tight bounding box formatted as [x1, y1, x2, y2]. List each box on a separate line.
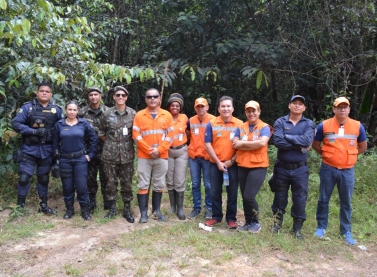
[53, 100, 97, 220]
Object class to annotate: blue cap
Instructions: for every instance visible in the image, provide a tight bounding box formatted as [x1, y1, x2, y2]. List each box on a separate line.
[290, 95, 305, 104]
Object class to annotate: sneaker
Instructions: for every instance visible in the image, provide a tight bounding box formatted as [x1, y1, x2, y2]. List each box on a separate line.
[314, 228, 326, 239]
[187, 209, 201, 219]
[249, 223, 261, 234]
[237, 223, 251, 232]
[343, 231, 356, 245]
[205, 218, 221, 227]
[204, 210, 212, 219]
[226, 220, 237, 229]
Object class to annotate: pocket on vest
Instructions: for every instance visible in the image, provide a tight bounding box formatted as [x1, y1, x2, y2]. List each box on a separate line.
[346, 148, 358, 165]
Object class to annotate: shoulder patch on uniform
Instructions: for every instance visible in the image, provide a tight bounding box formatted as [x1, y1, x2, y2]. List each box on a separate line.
[18, 108, 23, 113]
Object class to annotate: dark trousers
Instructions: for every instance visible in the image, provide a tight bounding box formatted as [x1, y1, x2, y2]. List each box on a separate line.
[17, 155, 52, 197]
[209, 162, 238, 222]
[87, 157, 107, 195]
[238, 167, 267, 224]
[271, 165, 309, 220]
[60, 156, 89, 204]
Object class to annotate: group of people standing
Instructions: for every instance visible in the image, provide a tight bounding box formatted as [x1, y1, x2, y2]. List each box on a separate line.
[12, 83, 367, 245]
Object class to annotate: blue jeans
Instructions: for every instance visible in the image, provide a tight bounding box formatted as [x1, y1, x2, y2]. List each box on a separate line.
[210, 162, 238, 222]
[271, 164, 309, 220]
[189, 158, 212, 211]
[60, 156, 89, 204]
[316, 162, 355, 234]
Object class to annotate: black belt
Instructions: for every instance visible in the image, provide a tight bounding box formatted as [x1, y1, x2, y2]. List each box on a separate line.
[60, 150, 87, 159]
[170, 143, 187, 150]
[276, 161, 307, 170]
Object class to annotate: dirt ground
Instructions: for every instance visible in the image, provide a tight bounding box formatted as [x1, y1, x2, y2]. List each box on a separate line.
[0, 199, 376, 277]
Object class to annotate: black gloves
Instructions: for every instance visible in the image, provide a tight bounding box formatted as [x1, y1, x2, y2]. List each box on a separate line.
[34, 128, 47, 137]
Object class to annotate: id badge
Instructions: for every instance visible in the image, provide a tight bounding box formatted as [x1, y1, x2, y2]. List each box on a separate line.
[338, 127, 344, 137]
[178, 134, 183, 141]
[194, 128, 199, 135]
[230, 132, 235, 141]
[123, 127, 128, 136]
[242, 135, 248, 141]
[162, 134, 165, 141]
[252, 135, 259, 141]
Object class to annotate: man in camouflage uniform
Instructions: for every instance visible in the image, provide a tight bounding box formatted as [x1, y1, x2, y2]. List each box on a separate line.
[79, 87, 108, 212]
[98, 86, 136, 223]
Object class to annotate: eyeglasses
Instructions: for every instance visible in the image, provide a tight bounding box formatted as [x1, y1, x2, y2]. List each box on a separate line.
[146, 95, 160, 99]
[115, 94, 127, 98]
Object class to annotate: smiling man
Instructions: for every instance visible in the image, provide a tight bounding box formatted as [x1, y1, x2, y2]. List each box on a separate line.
[132, 88, 174, 223]
[270, 95, 315, 240]
[312, 97, 367, 245]
[98, 86, 136, 223]
[204, 96, 242, 229]
[186, 97, 215, 220]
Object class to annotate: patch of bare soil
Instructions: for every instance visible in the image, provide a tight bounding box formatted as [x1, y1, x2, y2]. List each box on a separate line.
[0, 199, 376, 277]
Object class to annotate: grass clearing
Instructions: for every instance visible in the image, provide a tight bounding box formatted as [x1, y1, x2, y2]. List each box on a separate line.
[0, 149, 376, 276]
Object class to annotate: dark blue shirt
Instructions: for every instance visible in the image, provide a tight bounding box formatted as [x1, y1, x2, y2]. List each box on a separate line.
[273, 114, 316, 163]
[314, 122, 367, 142]
[53, 118, 98, 160]
[12, 100, 63, 159]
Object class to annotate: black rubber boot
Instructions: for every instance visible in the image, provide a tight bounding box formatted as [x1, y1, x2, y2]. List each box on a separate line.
[63, 201, 75, 219]
[123, 201, 135, 223]
[291, 218, 304, 240]
[168, 190, 176, 213]
[103, 195, 110, 210]
[272, 212, 283, 233]
[17, 195, 26, 208]
[137, 194, 149, 223]
[80, 203, 92, 220]
[89, 193, 96, 214]
[38, 195, 57, 215]
[104, 200, 117, 219]
[175, 190, 186, 220]
[152, 191, 166, 222]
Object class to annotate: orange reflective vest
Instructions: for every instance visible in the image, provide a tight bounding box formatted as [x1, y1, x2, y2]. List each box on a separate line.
[188, 113, 215, 160]
[321, 117, 360, 169]
[171, 113, 188, 147]
[208, 116, 243, 163]
[236, 120, 273, 168]
[132, 108, 174, 159]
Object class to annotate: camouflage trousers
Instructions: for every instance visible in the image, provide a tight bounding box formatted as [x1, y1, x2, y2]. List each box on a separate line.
[87, 157, 107, 196]
[103, 162, 134, 202]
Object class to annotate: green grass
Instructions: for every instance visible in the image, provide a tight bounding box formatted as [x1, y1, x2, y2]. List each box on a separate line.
[0, 147, 376, 276]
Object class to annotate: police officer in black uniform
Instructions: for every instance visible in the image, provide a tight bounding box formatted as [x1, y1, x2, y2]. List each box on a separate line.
[12, 83, 63, 214]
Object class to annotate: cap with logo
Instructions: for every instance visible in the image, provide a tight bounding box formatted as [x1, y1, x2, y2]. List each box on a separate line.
[245, 100, 260, 110]
[333, 97, 350, 107]
[290, 95, 306, 104]
[194, 98, 208, 107]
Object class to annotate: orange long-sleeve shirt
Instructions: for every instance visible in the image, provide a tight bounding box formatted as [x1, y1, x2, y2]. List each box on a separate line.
[132, 108, 174, 159]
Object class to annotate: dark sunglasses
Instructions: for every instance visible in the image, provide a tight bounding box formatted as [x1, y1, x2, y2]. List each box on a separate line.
[115, 94, 127, 98]
[146, 95, 159, 99]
